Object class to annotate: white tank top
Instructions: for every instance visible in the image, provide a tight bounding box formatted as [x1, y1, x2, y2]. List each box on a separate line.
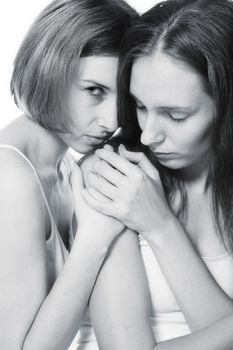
[139, 234, 233, 342]
[5, 145, 232, 347]
[0, 144, 81, 349]
[0, 146, 75, 300]
[72, 233, 233, 349]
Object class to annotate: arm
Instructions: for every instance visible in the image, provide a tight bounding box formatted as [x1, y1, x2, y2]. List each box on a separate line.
[147, 215, 233, 331]
[0, 158, 123, 350]
[83, 148, 233, 331]
[89, 226, 233, 350]
[154, 316, 233, 350]
[89, 228, 156, 350]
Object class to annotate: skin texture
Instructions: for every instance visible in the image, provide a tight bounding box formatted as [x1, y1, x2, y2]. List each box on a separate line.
[0, 55, 123, 349]
[58, 56, 119, 154]
[83, 51, 220, 248]
[84, 51, 233, 349]
[131, 51, 215, 176]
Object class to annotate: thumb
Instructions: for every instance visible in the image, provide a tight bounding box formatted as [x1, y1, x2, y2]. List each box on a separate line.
[119, 146, 159, 181]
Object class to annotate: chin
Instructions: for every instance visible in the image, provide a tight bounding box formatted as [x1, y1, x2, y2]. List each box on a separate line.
[157, 158, 181, 168]
[70, 145, 90, 154]
[72, 142, 100, 155]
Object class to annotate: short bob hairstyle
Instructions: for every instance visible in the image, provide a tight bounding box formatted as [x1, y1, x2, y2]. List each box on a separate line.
[11, 0, 137, 132]
[117, 0, 233, 249]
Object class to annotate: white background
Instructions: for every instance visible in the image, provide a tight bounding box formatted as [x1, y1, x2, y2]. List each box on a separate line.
[0, 0, 161, 129]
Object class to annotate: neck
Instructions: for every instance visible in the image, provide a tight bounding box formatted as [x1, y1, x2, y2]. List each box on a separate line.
[176, 155, 211, 192]
[1, 115, 68, 179]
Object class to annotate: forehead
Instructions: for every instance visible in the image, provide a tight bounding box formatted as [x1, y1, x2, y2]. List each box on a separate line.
[130, 51, 206, 106]
[76, 55, 119, 87]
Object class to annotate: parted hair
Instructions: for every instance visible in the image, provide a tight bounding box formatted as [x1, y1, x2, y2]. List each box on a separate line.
[11, 0, 138, 132]
[117, 0, 233, 250]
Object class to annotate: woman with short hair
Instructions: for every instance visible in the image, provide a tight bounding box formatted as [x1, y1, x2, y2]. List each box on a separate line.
[0, 0, 137, 349]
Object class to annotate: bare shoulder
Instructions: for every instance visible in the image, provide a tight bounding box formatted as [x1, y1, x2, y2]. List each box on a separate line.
[0, 147, 41, 196]
[0, 148, 46, 239]
[0, 149, 50, 348]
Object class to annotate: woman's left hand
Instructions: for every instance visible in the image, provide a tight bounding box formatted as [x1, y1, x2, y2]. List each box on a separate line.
[82, 145, 174, 239]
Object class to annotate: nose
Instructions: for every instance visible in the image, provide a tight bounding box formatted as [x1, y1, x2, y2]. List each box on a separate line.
[97, 96, 118, 133]
[140, 115, 165, 147]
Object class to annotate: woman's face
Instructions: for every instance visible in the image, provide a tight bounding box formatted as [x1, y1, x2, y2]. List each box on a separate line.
[59, 56, 119, 153]
[130, 51, 215, 172]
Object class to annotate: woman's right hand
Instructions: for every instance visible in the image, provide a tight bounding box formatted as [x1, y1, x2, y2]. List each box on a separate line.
[81, 147, 175, 244]
[70, 157, 125, 249]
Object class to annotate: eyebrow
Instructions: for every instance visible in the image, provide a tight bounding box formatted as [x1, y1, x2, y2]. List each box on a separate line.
[79, 79, 109, 90]
[129, 92, 194, 114]
[159, 106, 193, 114]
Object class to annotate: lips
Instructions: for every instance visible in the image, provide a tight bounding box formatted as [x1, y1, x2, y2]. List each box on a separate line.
[89, 133, 113, 140]
[153, 152, 177, 159]
[87, 134, 111, 145]
[90, 136, 105, 140]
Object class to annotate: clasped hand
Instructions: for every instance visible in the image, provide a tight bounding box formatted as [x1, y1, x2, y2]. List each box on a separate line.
[82, 145, 174, 240]
[69, 157, 125, 248]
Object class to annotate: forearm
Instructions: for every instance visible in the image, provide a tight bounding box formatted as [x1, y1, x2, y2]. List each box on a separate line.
[154, 313, 233, 350]
[88, 228, 233, 350]
[89, 229, 156, 350]
[148, 217, 233, 331]
[23, 233, 109, 350]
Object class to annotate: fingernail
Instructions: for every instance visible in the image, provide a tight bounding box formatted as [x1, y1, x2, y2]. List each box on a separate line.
[104, 144, 111, 150]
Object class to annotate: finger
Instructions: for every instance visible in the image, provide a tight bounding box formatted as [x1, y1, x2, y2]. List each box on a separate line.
[95, 148, 136, 176]
[92, 159, 125, 187]
[103, 144, 114, 151]
[87, 187, 112, 203]
[118, 147, 159, 181]
[82, 188, 114, 216]
[78, 153, 98, 188]
[88, 171, 117, 201]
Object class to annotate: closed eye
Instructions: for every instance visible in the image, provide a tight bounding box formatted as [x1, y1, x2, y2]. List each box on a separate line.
[164, 111, 189, 124]
[133, 98, 146, 111]
[136, 102, 146, 111]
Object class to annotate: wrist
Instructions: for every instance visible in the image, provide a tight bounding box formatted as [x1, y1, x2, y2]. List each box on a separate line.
[144, 214, 182, 250]
[73, 228, 112, 257]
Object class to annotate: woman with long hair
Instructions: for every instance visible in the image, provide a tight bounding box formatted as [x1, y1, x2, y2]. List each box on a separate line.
[83, 0, 233, 348]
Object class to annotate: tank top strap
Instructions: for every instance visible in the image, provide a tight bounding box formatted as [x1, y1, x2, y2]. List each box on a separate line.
[62, 151, 78, 246]
[0, 144, 56, 225]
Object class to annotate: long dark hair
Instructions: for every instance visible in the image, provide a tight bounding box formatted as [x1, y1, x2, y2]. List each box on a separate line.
[117, 0, 233, 250]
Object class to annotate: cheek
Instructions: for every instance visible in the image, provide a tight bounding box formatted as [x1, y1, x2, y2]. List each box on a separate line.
[68, 93, 90, 123]
[176, 121, 213, 152]
[137, 112, 146, 130]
